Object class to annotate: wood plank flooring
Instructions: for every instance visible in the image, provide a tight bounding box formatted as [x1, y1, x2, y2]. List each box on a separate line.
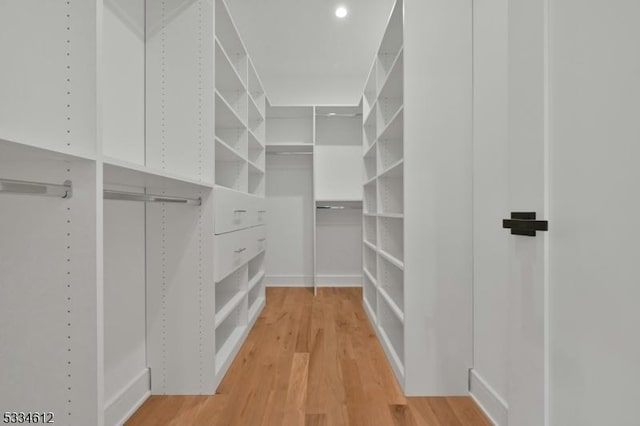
[127, 288, 491, 425]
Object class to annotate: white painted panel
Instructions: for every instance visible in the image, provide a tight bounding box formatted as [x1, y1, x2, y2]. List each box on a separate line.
[146, 0, 215, 183]
[316, 209, 362, 280]
[314, 145, 363, 201]
[403, 0, 473, 395]
[0, 157, 99, 425]
[549, 1, 640, 424]
[471, 0, 509, 418]
[103, 193, 147, 410]
[0, 1, 97, 158]
[266, 117, 313, 145]
[146, 189, 215, 394]
[265, 154, 313, 286]
[102, 0, 146, 165]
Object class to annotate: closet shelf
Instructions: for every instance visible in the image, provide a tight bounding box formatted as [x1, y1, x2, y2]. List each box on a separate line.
[378, 212, 403, 219]
[364, 212, 378, 217]
[215, 91, 247, 129]
[215, 290, 247, 327]
[364, 268, 377, 286]
[364, 175, 377, 186]
[215, 37, 248, 93]
[378, 159, 404, 179]
[363, 102, 377, 128]
[215, 325, 247, 373]
[364, 240, 377, 252]
[376, 47, 404, 98]
[103, 156, 214, 190]
[363, 140, 377, 159]
[213, 184, 264, 200]
[248, 270, 265, 291]
[248, 95, 265, 122]
[363, 297, 377, 324]
[379, 286, 404, 324]
[248, 129, 265, 147]
[248, 160, 265, 175]
[216, 138, 246, 163]
[266, 143, 313, 154]
[377, 324, 405, 377]
[378, 248, 404, 271]
[249, 296, 265, 323]
[377, 106, 404, 140]
[0, 136, 96, 163]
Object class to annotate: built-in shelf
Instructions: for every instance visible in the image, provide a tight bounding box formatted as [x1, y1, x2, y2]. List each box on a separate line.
[364, 240, 377, 251]
[266, 143, 313, 154]
[378, 159, 403, 179]
[215, 324, 247, 374]
[248, 297, 265, 323]
[215, 138, 246, 163]
[103, 156, 214, 190]
[379, 286, 404, 324]
[215, 290, 247, 327]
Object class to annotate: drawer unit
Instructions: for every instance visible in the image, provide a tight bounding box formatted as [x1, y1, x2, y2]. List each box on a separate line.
[215, 225, 266, 282]
[214, 186, 267, 234]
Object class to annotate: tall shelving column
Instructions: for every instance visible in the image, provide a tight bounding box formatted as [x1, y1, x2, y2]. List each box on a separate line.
[212, 0, 267, 390]
[264, 105, 314, 287]
[361, 0, 405, 383]
[361, 0, 473, 396]
[313, 105, 364, 290]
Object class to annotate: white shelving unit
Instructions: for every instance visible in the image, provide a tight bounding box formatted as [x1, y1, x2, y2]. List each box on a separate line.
[212, 0, 267, 390]
[361, 0, 473, 396]
[0, 0, 269, 424]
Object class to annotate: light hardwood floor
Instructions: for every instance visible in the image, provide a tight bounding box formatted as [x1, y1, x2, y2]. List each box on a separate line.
[127, 288, 491, 425]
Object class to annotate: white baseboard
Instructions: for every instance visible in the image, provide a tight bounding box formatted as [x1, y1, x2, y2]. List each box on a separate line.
[265, 275, 363, 287]
[264, 275, 313, 287]
[104, 368, 151, 426]
[316, 274, 362, 287]
[469, 369, 508, 426]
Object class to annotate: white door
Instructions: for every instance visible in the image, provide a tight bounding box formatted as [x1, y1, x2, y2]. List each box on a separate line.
[506, 0, 640, 425]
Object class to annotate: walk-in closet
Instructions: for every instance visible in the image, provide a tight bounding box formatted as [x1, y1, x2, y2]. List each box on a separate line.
[2, 0, 640, 425]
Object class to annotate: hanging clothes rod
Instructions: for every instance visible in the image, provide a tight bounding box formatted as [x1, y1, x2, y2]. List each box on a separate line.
[266, 151, 313, 156]
[0, 178, 72, 199]
[316, 113, 363, 118]
[316, 205, 363, 210]
[104, 190, 201, 206]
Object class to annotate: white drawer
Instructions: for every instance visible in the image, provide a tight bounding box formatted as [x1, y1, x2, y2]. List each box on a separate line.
[215, 226, 266, 282]
[245, 225, 267, 259]
[214, 186, 253, 234]
[252, 198, 267, 226]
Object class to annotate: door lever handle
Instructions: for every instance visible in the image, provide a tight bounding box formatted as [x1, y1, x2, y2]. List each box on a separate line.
[503, 212, 548, 236]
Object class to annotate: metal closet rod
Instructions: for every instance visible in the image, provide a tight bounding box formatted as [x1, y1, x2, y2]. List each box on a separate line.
[316, 113, 363, 118]
[266, 151, 313, 156]
[104, 190, 201, 206]
[0, 178, 72, 199]
[316, 205, 362, 210]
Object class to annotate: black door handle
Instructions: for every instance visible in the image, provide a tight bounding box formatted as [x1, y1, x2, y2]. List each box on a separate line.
[503, 212, 548, 236]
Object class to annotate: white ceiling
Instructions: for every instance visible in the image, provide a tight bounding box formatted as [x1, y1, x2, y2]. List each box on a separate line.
[225, 0, 395, 106]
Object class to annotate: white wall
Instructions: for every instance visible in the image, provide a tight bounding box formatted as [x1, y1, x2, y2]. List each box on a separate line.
[103, 195, 149, 425]
[265, 154, 314, 286]
[470, 0, 509, 423]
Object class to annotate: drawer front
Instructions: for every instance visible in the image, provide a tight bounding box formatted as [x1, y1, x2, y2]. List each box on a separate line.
[214, 187, 253, 234]
[215, 226, 266, 282]
[252, 198, 267, 226]
[245, 225, 266, 259]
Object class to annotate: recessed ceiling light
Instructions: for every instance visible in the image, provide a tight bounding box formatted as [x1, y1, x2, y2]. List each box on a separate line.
[335, 6, 348, 18]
